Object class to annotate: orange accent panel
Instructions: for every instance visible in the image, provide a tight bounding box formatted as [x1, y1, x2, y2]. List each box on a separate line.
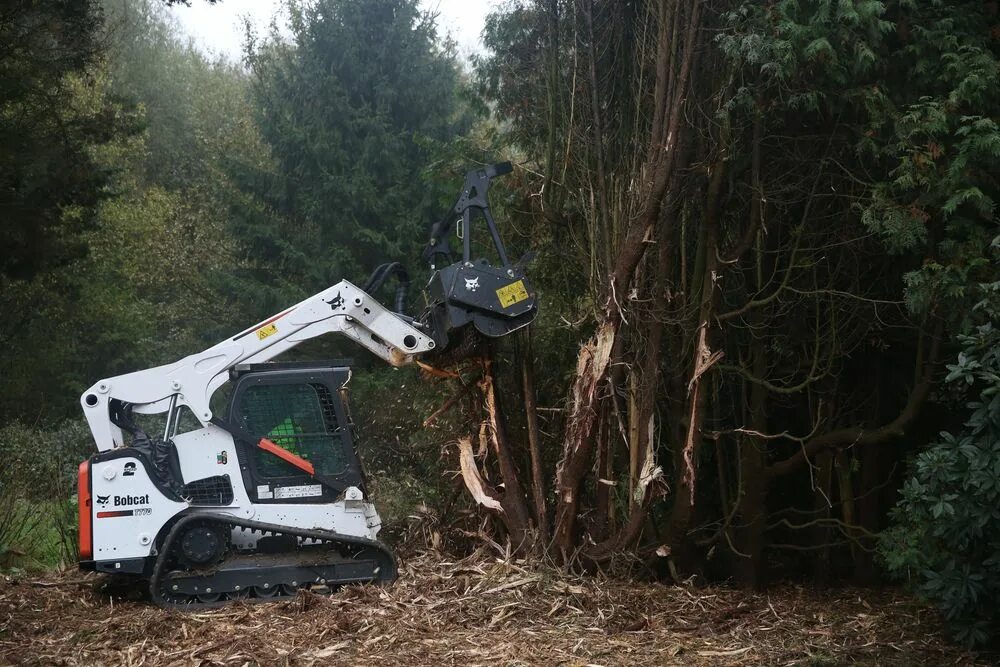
[258, 438, 315, 476]
[78, 461, 92, 559]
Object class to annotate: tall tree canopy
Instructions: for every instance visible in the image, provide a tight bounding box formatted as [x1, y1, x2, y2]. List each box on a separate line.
[233, 0, 472, 314]
[0, 1, 253, 423]
[465, 0, 998, 643]
[0, 0, 125, 279]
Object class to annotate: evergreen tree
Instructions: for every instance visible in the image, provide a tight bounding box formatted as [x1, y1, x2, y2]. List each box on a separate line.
[872, 1, 1000, 645]
[0, 0, 128, 279]
[0, 1, 255, 423]
[234, 0, 470, 314]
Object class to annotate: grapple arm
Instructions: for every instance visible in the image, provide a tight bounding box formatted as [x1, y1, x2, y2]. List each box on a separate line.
[418, 162, 537, 351]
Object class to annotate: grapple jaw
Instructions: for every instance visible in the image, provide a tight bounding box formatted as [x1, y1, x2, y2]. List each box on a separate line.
[423, 258, 536, 351]
[418, 162, 537, 356]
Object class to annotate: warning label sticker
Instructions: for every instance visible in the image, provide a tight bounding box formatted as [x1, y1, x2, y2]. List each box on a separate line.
[256, 323, 278, 340]
[274, 484, 323, 499]
[496, 280, 529, 308]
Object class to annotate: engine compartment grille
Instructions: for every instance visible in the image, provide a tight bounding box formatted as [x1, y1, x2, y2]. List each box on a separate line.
[182, 475, 234, 506]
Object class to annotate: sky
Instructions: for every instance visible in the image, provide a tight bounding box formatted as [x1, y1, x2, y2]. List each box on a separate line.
[168, 0, 501, 64]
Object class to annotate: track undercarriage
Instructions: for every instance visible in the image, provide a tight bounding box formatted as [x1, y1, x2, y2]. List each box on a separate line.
[149, 514, 396, 609]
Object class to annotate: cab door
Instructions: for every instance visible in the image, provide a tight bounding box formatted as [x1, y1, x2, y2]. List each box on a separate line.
[227, 367, 364, 503]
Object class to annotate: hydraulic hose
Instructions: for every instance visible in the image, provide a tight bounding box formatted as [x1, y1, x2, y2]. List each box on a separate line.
[362, 262, 410, 315]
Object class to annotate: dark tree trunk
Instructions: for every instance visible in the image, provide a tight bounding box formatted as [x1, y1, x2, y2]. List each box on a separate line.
[521, 327, 549, 538]
[552, 0, 703, 563]
[855, 443, 881, 584]
[812, 452, 835, 586]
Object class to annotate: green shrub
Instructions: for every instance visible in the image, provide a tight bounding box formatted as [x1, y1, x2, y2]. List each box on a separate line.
[0, 419, 92, 498]
[0, 487, 49, 570]
[881, 286, 1000, 646]
[0, 420, 93, 567]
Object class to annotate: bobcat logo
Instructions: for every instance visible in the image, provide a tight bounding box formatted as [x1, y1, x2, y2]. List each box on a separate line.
[325, 291, 344, 309]
[96, 494, 110, 506]
[464, 277, 480, 292]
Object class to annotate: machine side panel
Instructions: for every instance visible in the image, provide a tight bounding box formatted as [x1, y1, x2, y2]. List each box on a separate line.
[90, 454, 187, 561]
[172, 426, 252, 514]
[78, 461, 92, 559]
[248, 502, 378, 541]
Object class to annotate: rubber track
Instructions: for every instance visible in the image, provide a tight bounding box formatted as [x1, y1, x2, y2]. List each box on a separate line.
[149, 512, 396, 610]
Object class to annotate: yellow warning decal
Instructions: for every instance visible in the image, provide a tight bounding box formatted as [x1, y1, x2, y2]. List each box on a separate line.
[496, 280, 529, 308]
[256, 323, 278, 340]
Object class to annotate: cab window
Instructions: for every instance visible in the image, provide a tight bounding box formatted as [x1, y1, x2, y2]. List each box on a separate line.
[237, 382, 349, 478]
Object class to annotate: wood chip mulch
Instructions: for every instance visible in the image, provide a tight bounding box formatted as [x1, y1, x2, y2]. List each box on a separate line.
[0, 553, 986, 666]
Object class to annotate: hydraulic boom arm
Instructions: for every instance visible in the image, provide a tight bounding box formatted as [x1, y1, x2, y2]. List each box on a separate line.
[81, 279, 434, 452]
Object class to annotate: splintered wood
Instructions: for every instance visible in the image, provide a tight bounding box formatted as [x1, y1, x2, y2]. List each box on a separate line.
[0, 553, 985, 666]
[458, 436, 503, 513]
[563, 322, 616, 462]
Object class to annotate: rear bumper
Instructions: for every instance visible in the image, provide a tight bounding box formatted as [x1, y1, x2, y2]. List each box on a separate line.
[78, 557, 148, 575]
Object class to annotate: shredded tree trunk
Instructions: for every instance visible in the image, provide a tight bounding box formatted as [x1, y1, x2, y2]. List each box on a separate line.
[551, 0, 704, 563]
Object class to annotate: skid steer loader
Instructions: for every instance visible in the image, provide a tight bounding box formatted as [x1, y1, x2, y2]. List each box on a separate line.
[76, 163, 534, 607]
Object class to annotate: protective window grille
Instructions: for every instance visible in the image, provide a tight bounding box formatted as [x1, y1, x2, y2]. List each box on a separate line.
[314, 384, 341, 432]
[239, 383, 348, 479]
[182, 475, 234, 506]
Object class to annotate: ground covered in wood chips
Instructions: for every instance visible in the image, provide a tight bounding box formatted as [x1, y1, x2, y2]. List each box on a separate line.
[0, 553, 987, 666]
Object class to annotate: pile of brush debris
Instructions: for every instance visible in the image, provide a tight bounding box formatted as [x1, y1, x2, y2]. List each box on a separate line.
[0, 547, 985, 666]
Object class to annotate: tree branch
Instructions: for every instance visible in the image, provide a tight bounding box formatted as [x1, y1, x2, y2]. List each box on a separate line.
[765, 324, 943, 479]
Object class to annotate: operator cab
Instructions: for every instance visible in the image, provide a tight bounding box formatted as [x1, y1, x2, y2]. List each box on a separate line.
[223, 360, 367, 504]
[114, 360, 368, 508]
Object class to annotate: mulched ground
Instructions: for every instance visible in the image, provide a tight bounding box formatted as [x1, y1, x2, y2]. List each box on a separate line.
[0, 553, 986, 666]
